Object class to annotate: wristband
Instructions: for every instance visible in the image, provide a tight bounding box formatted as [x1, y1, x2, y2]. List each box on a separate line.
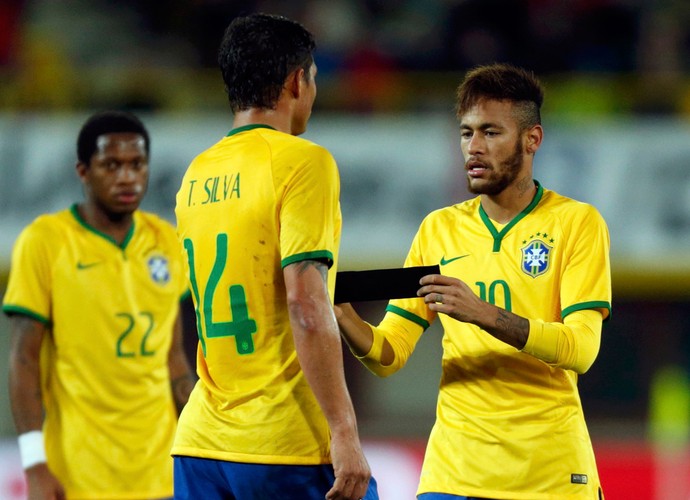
[18, 430, 47, 469]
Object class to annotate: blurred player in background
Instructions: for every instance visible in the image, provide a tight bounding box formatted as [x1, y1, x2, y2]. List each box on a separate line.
[337, 63, 612, 499]
[3, 110, 195, 499]
[172, 13, 377, 500]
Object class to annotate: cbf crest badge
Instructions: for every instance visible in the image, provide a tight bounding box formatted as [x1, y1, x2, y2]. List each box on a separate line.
[521, 239, 552, 278]
[147, 255, 171, 284]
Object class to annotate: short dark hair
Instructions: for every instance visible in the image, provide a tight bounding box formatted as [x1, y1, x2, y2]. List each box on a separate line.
[218, 13, 316, 113]
[455, 63, 544, 130]
[77, 110, 150, 164]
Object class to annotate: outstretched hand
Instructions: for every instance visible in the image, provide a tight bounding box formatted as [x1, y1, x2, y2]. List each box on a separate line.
[417, 274, 487, 325]
[418, 274, 529, 349]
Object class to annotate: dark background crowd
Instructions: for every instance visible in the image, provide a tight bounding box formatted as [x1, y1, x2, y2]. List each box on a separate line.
[1, 0, 690, 115]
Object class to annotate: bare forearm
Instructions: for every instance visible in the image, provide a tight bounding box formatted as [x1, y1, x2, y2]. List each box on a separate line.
[419, 274, 529, 350]
[9, 368, 43, 433]
[285, 260, 372, 497]
[286, 261, 359, 436]
[167, 312, 196, 414]
[8, 317, 45, 433]
[336, 304, 398, 369]
[478, 303, 530, 350]
[170, 373, 195, 414]
[293, 319, 359, 434]
[335, 303, 375, 357]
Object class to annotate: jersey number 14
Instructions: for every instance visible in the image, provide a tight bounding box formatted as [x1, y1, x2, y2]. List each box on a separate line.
[184, 233, 257, 356]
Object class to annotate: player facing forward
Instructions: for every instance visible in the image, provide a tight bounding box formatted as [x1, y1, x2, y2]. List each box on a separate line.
[4, 110, 194, 499]
[337, 63, 611, 499]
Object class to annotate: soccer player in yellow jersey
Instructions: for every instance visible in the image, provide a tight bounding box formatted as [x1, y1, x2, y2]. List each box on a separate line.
[3, 111, 195, 499]
[337, 64, 612, 500]
[172, 13, 377, 500]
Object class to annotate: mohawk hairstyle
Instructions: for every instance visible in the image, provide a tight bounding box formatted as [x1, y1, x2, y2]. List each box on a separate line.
[455, 63, 544, 130]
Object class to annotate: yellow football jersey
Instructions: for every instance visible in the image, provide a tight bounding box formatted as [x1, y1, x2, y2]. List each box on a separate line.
[379, 183, 611, 499]
[2, 206, 188, 499]
[173, 125, 342, 464]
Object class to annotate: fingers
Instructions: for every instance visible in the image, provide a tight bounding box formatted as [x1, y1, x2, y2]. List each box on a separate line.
[326, 454, 371, 500]
[328, 435, 371, 499]
[326, 476, 370, 500]
[418, 283, 454, 301]
[417, 275, 466, 313]
[418, 293, 446, 307]
[419, 273, 455, 286]
[423, 292, 451, 310]
[418, 274, 460, 296]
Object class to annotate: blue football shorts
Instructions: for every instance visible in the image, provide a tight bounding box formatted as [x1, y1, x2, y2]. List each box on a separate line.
[418, 494, 490, 500]
[174, 455, 379, 499]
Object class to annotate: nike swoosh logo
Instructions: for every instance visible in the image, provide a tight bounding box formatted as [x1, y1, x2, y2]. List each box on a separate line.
[440, 254, 470, 266]
[77, 261, 100, 270]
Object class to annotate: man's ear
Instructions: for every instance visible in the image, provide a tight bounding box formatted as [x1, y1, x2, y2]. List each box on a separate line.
[285, 67, 305, 98]
[525, 124, 543, 154]
[76, 161, 88, 181]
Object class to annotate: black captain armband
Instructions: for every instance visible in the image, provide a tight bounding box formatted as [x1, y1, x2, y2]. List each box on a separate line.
[334, 265, 440, 303]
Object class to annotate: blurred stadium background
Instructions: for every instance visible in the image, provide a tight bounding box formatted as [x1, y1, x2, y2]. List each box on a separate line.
[2, 0, 690, 498]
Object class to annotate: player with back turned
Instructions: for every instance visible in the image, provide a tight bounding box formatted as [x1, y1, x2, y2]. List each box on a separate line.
[337, 63, 612, 499]
[172, 13, 377, 500]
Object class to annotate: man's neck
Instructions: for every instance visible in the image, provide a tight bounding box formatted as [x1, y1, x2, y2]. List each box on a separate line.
[232, 108, 292, 134]
[78, 203, 134, 245]
[480, 177, 537, 224]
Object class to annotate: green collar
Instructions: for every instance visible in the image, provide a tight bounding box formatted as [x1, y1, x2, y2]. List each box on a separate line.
[70, 204, 135, 250]
[478, 180, 544, 252]
[227, 124, 276, 137]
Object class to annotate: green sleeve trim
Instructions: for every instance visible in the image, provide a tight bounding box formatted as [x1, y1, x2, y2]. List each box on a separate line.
[2, 305, 50, 324]
[180, 289, 191, 301]
[385, 304, 430, 330]
[562, 301, 612, 321]
[281, 250, 334, 269]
